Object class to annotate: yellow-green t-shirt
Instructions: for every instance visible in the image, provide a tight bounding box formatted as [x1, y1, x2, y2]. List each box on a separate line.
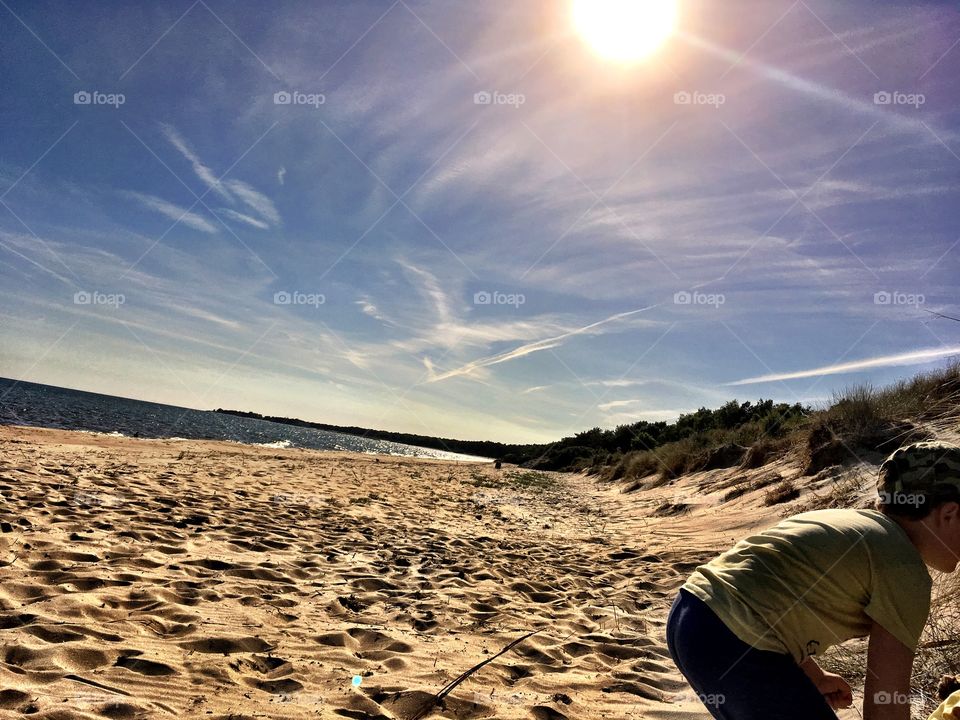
[681, 509, 931, 663]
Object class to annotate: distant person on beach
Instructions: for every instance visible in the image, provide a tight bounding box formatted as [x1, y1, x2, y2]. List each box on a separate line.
[666, 441, 960, 719]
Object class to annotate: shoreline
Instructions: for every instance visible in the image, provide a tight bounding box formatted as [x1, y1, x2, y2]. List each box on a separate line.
[0, 422, 493, 464]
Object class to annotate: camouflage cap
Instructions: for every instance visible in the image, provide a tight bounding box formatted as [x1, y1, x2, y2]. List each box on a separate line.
[878, 441, 960, 498]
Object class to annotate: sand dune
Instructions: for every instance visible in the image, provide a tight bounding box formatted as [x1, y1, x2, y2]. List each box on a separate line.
[0, 425, 864, 719]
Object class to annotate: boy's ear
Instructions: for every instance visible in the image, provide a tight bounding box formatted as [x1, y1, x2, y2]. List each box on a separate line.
[937, 501, 960, 525]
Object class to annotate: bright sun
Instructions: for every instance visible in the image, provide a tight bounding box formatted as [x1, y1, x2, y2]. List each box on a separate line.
[572, 0, 679, 63]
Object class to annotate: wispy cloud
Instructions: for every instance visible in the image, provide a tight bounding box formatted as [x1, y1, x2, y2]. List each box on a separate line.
[355, 297, 396, 326]
[398, 259, 455, 327]
[728, 347, 960, 386]
[588, 379, 645, 388]
[225, 180, 281, 226]
[597, 399, 637, 411]
[122, 191, 218, 234]
[161, 127, 280, 228]
[602, 408, 695, 424]
[165, 302, 245, 330]
[161, 124, 233, 202]
[216, 208, 270, 230]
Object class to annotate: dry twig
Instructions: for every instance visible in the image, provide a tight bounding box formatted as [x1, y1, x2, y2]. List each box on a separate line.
[409, 629, 541, 720]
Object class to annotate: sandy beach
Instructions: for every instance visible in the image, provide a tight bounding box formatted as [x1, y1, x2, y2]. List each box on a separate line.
[0, 425, 870, 719]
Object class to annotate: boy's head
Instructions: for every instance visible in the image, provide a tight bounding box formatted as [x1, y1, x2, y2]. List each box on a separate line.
[877, 441, 960, 571]
[877, 441, 960, 520]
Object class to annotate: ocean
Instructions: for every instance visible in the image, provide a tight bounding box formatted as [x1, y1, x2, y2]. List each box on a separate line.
[0, 378, 489, 462]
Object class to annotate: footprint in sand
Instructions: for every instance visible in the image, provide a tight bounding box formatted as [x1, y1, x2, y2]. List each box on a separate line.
[179, 635, 273, 654]
[22, 624, 86, 643]
[0, 689, 31, 710]
[229, 653, 302, 695]
[245, 677, 304, 695]
[115, 654, 178, 676]
[0, 612, 36, 629]
[95, 701, 147, 719]
[347, 627, 414, 660]
[531, 706, 569, 720]
[3, 643, 112, 671]
[601, 679, 664, 700]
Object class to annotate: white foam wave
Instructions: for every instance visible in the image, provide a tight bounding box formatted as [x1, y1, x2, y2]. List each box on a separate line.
[255, 439, 294, 449]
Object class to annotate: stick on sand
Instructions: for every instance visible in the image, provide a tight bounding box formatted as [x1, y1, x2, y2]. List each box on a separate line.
[409, 629, 541, 720]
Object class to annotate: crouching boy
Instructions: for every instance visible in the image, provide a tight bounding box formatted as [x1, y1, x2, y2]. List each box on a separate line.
[666, 441, 960, 719]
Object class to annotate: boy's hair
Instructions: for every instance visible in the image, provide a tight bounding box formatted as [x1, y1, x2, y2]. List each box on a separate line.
[876, 441, 960, 520]
[938, 674, 960, 701]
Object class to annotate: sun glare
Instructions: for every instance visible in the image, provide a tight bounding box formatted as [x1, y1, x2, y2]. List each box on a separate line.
[572, 0, 679, 63]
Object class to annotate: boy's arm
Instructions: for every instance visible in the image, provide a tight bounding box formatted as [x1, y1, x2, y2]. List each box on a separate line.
[863, 620, 915, 720]
[800, 657, 853, 710]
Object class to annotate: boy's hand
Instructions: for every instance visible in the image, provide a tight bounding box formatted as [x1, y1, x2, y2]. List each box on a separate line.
[816, 672, 853, 710]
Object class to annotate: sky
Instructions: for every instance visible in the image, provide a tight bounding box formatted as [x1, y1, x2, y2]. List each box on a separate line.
[1, 0, 959, 444]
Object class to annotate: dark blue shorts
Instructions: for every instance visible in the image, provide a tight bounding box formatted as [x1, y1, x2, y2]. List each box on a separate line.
[666, 588, 838, 719]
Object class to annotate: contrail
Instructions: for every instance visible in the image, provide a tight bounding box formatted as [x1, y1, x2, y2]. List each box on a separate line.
[425, 303, 661, 383]
[727, 346, 960, 386]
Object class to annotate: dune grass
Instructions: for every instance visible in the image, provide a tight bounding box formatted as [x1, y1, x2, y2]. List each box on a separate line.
[596, 362, 960, 488]
[763, 480, 800, 506]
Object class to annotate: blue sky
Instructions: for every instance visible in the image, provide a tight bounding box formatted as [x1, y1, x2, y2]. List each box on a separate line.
[1, 0, 958, 443]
